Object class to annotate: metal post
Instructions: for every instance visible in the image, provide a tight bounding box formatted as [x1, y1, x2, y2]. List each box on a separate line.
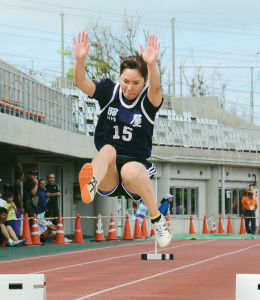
[221, 166, 225, 217]
[171, 17, 175, 108]
[180, 65, 182, 97]
[121, 196, 126, 237]
[250, 66, 254, 122]
[61, 13, 65, 88]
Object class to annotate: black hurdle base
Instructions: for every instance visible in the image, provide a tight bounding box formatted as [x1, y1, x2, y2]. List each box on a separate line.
[141, 253, 174, 260]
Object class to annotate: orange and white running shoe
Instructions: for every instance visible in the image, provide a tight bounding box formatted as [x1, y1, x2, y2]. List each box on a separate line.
[79, 163, 98, 203]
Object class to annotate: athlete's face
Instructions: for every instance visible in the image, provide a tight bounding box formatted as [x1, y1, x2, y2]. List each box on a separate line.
[120, 69, 147, 100]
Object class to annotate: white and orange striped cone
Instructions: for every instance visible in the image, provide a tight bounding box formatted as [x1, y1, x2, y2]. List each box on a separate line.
[107, 213, 118, 241]
[73, 214, 86, 243]
[52, 213, 66, 244]
[210, 214, 217, 234]
[93, 213, 106, 242]
[31, 214, 42, 245]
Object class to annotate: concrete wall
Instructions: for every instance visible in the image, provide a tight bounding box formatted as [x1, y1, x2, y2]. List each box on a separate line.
[0, 112, 97, 159]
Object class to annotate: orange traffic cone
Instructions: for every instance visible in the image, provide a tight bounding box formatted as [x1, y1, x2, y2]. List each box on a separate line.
[0, 220, 7, 247]
[189, 215, 196, 234]
[93, 213, 106, 242]
[0, 239, 7, 247]
[240, 215, 247, 235]
[202, 215, 209, 234]
[210, 214, 217, 233]
[218, 215, 225, 233]
[31, 214, 42, 244]
[141, 217, 149, 238]
[122, 213, 133, 240]
[227, 214, 234, 234]
[150, 220, 155, 237]
[52, 213, 66, 244]
[73, 214, 86, 243]
[21, 213, 33, 245]
[107, 213, 118, 241]
[133, 219, 143, 239]
[166, 213, 171, 231]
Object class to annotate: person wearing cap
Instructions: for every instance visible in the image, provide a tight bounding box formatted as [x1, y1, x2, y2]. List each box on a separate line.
[241, 190, 258, 234]
[23, 168, 39, 228]
[158, 194, 174, 216]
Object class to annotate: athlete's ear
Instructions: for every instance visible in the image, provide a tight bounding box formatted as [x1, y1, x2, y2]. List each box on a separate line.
[144, 76, 148, 85]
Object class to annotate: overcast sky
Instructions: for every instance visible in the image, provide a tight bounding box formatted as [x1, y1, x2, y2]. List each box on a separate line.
[1, 0, 260, 123]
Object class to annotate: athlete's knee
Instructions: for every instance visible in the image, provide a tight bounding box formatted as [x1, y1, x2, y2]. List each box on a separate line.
[100, 144, 116, 162]
[121, 163, 147, 184]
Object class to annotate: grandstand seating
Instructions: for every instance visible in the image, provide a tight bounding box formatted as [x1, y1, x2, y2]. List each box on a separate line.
[1, 65, 259, 153]
[1, 96, 45, 123]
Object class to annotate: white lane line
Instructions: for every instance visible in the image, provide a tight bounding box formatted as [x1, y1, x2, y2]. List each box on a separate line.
[0, 240, 153, 264]
[33, 240, 212, 274]
[74, 242, 260, 300]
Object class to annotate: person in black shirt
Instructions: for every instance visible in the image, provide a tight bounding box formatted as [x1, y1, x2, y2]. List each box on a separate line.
[23, 168, 38, 228]
[45, 173, 61, 225]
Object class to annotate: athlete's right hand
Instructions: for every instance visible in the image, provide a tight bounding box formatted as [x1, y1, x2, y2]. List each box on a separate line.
[73, 30, 91, 62]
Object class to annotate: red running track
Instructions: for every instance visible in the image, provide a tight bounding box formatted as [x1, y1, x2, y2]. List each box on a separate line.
[1, 238, 260, 299]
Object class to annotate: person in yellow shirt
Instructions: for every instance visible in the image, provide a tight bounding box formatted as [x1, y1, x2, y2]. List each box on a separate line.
[3, 192, 18, 236]
[241, 190, 258, 234]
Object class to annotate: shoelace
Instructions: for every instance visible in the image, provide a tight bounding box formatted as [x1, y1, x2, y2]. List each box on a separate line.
[88, 176, 97, 194]
[155, 225, 164, 237]
[155, 221, 171, 237]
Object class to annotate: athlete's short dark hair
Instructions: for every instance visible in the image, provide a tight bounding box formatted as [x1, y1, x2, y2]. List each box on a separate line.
[120, 51, 148, 80]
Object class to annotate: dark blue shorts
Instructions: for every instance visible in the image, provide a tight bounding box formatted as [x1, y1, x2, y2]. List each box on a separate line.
[98, 156, 156, 201]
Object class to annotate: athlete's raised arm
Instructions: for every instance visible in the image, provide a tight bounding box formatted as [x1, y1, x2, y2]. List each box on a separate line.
[73, 30, 96, 97]
[139, 34, 162, 107]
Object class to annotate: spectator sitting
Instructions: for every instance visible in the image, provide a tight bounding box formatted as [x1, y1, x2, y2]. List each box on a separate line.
[0, 207, 27, 247]
[37, 211, 72, 243]
[3, 192, 18, 235]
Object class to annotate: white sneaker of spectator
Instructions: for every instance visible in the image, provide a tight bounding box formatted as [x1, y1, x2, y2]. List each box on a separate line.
[64, 237, 72, 243]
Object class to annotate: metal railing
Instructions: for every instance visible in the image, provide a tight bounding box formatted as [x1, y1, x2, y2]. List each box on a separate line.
[0, 68, 76, 132]
[1, 67, 260, 152]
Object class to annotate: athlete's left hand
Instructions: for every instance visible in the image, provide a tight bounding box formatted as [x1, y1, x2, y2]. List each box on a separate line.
[139, 34, 160, 65]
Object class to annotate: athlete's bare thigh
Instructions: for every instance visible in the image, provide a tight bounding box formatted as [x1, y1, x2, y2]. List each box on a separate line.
[98, 161, 119, 192]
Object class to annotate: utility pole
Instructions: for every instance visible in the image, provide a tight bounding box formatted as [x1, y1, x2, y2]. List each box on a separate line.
[180, 65, 182, 97]
[250, 66, 254, 122]
[61, 12, 65, 87]
[171, 16, 175, 108]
